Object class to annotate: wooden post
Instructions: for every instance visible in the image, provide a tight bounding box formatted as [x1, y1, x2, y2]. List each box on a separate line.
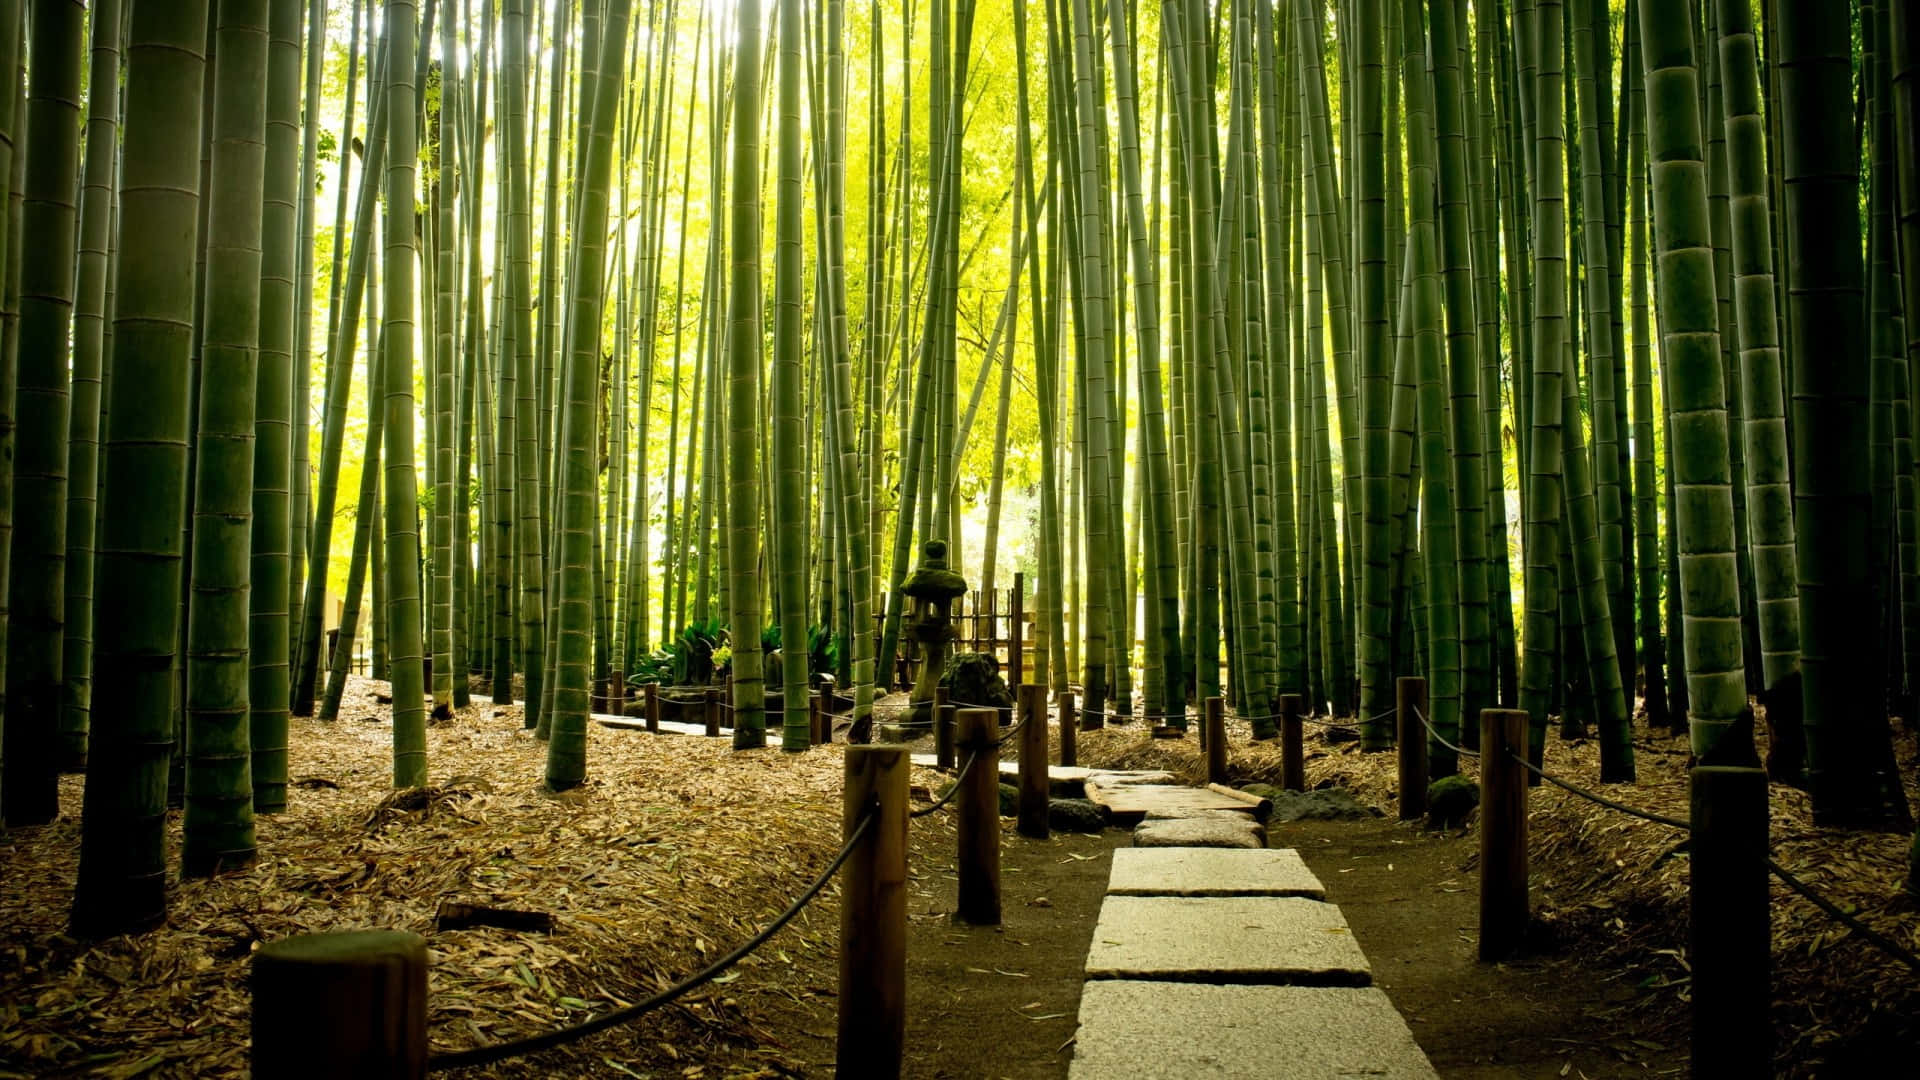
[1478, 708, 1530, 961]
[1397, 677, 1429, 820]
[1058, 687, 1077, 767]
[1280, 693, 1305, 791]
[252, 930, 427, 1079]
[1204, 697, 1228, 784]
[1017, 682, 1050, 839]
[838, 746, 908, 1079]
[704, 687, 721, 737]
[818, 676, 838, 744]
[808, 692, 824, 749]
[935, 686, 954, 769]
[1690, 765, 1770, 1076]
[644, 682, 661, 734]
[1010, 572, 1025, 689]
[955, 708, 1002, 925]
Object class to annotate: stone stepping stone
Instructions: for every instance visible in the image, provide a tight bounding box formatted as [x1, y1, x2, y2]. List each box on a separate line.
[1084, 896, 1370, 986]
[1085, 776, 1270, 825]
[1067, 981, 1438, 1079]
[1107, 848, 1325, 900]
[1131, 816, 1266, 849]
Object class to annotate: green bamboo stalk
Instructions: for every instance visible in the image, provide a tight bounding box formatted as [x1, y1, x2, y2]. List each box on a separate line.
[1778, 0, 1909, 823]
[724, 0, 767, 748]
[71, 1, 210, 933]
[1714, 0, 1801, 775]
[0, 0, 20, 823]
[249, 0, 299, 813]
[187, 0, 270, 870]
[2, 0, 86, 825]
[293, 18, 387, 717]
[1638, 0, 1748, 759]
[382, 0, 427, 788]
[1626, 0, 1670, 728]
[1519, 0, 1570, 764]
[57, 0, 124, 772]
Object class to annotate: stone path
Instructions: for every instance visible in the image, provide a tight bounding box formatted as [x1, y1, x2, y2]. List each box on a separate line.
[1069, 820, 1438, 1077]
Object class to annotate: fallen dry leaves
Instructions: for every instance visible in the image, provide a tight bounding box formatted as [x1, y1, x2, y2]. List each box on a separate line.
[0, 676, 964, 1079]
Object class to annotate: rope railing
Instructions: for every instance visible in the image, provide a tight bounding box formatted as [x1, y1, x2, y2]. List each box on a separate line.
[1403, 704, 1920, 978]
[425, 805, 879, 1070]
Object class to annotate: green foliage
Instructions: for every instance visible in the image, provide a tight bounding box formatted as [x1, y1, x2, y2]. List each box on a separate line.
[807, 624, 839, 682]
[670, 618, 723, 685]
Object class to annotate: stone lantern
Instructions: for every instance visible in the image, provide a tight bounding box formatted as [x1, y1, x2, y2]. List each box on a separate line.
[900, 540, 967, 728]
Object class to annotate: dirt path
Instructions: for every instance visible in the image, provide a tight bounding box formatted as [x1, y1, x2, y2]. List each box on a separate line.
[1280, 817, 1687, 1079]
[760, 811, 1688, 1079]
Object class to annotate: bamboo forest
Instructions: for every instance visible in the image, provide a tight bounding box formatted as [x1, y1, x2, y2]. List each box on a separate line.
[2, 0, 1920, 1075]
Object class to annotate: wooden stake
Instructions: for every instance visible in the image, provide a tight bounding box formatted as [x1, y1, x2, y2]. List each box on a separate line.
[808, 692, 824, 748]
[1478, 709, 1529, 960]
[252, 930, 427, 1078]
[1058, 687, 1077, 767]
[704, 687, 721, 738]
[838, 746, 908, 1078]
[935, 686, 954, 769]
[955, 708, 1002, 925]
[1010, 572, 1025, 689]
[1280, 693, 1305, 791]
[1017, 682, 1050, 839]
[1398, 677, 1429, 820]
[644, 682, 660, 734]
[1205, 697, 1228, 785]
[1690, 765, 1770, 1075]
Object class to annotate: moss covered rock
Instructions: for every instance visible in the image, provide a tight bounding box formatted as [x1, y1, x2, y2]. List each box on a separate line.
[939, 652, 1015, 712]
[1425, 774, 1481, 829]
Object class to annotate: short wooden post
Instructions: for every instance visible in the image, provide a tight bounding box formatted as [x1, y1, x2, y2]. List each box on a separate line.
[818, 676, 838, 744]
[1009, 573, 1025, 689]
[838, 746, 908, 1079]
[1280, 693, 1305, 791]
[1690, 765, 1769, 1076]
[1397, 677, 1429, 821]
[808, 692, 824, 749]
[704, 687, 721, 737]
[935, 686, 954, 769]
[644, 682, 661, 734]
[1058, 688, 1077, 767]
[1205, 697, 1228, 785]
[252, 930, 427, 1079]
[1060, 691, 1077, 742]
[955, 708, 1002, 926]
[1017, 682, 1050, 839]
[1478, 708, 1530, 961]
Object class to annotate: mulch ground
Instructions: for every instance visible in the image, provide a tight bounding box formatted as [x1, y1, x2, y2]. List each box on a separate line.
[3, 680, 1915, 1077]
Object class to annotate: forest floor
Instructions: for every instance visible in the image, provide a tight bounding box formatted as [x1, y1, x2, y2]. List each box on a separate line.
[1, 679, 1915, 1078]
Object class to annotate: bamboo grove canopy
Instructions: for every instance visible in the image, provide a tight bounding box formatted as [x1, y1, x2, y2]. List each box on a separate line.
[0, 0, 1916, 936]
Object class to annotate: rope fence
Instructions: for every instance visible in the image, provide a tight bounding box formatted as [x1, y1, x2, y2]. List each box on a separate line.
[1399, 700, 1920, 979]
[254, 689, 1049, 1075]
[426, 807, 879, 1071]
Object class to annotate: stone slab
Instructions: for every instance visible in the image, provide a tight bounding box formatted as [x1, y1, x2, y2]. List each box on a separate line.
[1067, 981, 1438, 1079]
[1084, 896, 1369, 985]
[1131, 817, 1266, 849]
[1142, 806, 1258, 822]
[1107, 848, 1324, 899]
[1085, 777, 1271, 824]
